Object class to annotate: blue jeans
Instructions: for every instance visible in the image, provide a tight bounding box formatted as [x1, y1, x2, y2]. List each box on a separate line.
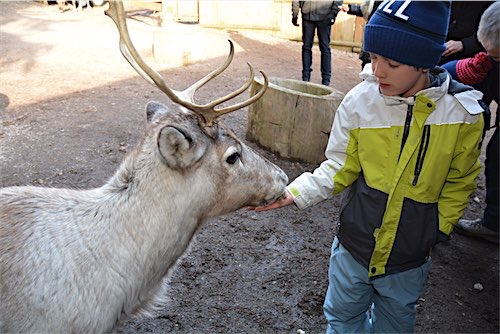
[301, 18, 332, 85]
[324, 237, 431, 333]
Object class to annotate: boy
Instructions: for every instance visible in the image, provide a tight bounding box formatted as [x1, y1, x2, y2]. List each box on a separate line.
[251, 1, 485, 332]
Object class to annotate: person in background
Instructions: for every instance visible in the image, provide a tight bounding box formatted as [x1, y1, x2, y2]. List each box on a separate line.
[292, 1, 343, 86]
[439, 1, 494, 65]
[442, 2, 499, 244]
[252, 1, 486, 332]
[339, 0, 382, 70]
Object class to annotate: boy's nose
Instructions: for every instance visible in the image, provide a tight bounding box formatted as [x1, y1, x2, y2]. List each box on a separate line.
[372, 63, 386, 79]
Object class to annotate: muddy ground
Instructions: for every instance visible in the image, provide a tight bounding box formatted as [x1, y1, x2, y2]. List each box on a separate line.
[0, 2, 498, 333]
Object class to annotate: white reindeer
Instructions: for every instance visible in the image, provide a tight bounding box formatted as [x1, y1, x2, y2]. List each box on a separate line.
[0, 2, 288, 333]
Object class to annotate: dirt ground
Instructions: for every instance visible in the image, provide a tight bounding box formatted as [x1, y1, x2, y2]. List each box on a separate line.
[0, 2, 498, 333]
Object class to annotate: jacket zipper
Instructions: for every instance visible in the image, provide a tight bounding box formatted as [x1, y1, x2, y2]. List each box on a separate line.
[398, 104, 430, 186]
[413, 124, 431, 186]
[399, 104, 413, 161]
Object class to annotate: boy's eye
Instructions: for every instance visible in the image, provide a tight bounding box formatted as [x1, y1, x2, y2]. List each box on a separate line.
[388, 61, 401, 68]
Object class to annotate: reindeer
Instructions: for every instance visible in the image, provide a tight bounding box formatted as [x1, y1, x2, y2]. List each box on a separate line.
[0, 1, 288, 333]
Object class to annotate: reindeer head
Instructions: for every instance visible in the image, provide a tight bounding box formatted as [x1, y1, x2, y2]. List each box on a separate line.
[106, 1, 288, 215]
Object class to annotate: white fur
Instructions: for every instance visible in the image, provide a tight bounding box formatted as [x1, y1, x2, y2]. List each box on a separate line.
[0, 102, 288, 333]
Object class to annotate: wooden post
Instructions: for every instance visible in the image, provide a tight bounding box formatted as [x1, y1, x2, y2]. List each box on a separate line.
[246, 77, 345, 165]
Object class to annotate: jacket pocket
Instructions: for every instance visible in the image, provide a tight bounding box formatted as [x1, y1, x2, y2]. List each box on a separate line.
[388, 197, 438, 271]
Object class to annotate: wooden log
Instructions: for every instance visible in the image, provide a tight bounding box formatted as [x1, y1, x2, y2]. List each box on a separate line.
[246, 77, 345, 164]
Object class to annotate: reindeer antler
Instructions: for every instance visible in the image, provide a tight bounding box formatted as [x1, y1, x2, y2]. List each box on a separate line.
[105, 0, 268, 126]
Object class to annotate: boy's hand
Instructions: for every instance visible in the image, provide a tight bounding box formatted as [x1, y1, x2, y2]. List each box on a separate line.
[292, 17, 299, 26]
[248, 190, 295, 212]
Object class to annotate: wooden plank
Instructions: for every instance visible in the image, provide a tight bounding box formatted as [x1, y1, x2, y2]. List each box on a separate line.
[126, 1, 162, 12]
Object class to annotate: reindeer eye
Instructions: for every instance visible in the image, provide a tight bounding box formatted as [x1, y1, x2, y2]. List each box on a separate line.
[226, 152, 240, 165]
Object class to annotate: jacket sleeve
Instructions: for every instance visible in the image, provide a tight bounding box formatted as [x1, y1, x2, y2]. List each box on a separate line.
[460, 34, 485, 58]
[347, 4, 364, 17]
[292, 1, 300, 18]
[456, 52, 494, 85]
[438, 113, 484, 235]
[329, 1, 343, 20]
[286, 93, 360, 209]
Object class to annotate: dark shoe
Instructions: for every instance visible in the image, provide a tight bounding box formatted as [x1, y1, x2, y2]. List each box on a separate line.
[322, 80, 330, 86]
[455, 219, 499, 244]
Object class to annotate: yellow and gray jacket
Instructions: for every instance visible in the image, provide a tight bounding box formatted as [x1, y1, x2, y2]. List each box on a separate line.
[287, 66, 484, 277]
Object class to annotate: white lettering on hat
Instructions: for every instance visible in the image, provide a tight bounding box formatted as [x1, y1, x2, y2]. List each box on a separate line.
[381, 0, 411, 21]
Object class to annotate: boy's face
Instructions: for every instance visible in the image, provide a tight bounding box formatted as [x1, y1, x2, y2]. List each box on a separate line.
[370, 53, 429, 98]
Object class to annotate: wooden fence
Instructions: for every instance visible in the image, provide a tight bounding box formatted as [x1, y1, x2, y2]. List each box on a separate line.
[130, 0, 366, 53]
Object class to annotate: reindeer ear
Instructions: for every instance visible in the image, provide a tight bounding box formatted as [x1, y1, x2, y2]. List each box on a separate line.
[146, 101, 169, 122]
[157, 126, 207, 169]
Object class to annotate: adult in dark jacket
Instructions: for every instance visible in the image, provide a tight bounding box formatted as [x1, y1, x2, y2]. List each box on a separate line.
[292, 1, 342, 86]
[438, 1, 494, 65]
[442, 2, 499, 244]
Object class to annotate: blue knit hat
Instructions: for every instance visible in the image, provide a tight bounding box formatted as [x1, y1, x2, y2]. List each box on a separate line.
[364, 1, 451, 69]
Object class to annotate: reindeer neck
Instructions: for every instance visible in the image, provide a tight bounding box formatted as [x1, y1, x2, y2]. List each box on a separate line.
[92, 153, 208, 286]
